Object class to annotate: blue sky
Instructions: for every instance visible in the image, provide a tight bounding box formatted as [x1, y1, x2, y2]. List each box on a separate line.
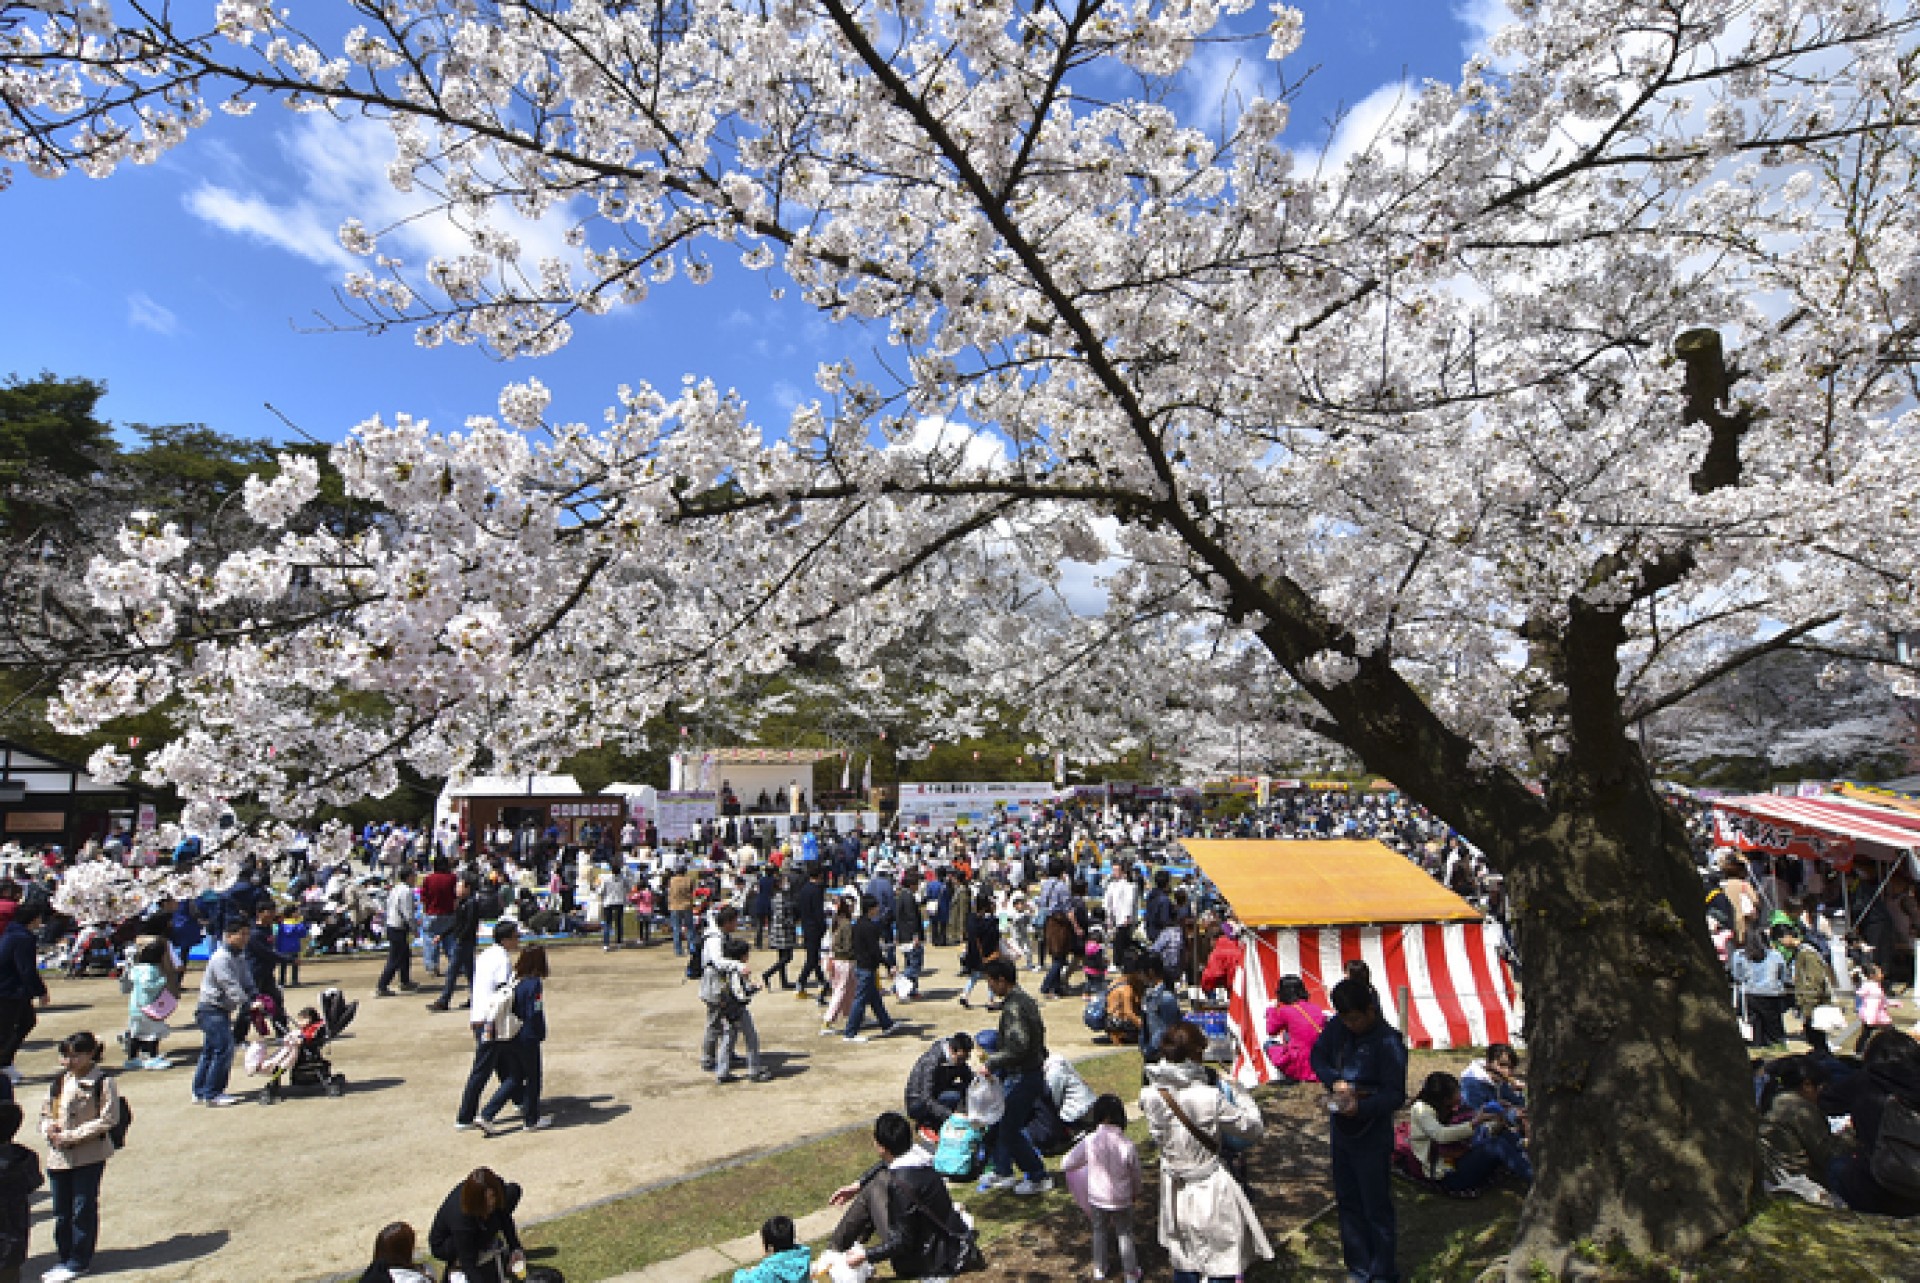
[1, 1, 1498, 450]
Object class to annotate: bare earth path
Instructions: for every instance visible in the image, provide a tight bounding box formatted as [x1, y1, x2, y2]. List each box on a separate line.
[19, 938, 984, 1283]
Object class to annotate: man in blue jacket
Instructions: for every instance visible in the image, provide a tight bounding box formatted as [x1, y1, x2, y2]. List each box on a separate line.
[0, 904, 47, 1084]
[1311, 966, 1408, 1283]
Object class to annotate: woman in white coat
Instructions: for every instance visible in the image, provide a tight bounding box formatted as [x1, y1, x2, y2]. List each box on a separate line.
[1139, 1021, 1272, 1283]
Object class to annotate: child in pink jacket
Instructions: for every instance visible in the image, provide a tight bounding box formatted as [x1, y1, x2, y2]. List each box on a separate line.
[1856, 964, 1898, 1029]
[1062, 1094, 1142, 1283]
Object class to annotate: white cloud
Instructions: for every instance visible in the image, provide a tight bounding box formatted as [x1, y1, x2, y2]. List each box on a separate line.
[1179, 43, 1283, 137]
[125, 292, 179, 335]
[184, 114, 575, 277]
[1290, 79, 1415, 176]
[185, 182, 358, 270]
[888, 416, 1010, 473]
[1454, 0, 1512, 57]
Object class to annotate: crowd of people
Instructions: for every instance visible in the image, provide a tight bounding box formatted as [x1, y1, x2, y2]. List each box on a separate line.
[0, 784, 1914, 1283]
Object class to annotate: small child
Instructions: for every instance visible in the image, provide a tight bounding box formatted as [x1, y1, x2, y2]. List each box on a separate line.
[1856, 964, 1898, 1029]
[632, 883, 655, 946]
[1083, 934, 1110, 994]
[275, 909, 310, 988]
[0, 1100, 44, 1283]
[714, 937, 765, 1083]
[1061, 1094, 1142, 1283]
[730, 1214, 810, 1283]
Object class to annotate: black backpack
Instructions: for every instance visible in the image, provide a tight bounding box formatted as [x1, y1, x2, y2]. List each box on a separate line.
[1871, 1095, 1920, 1201]
[48, 1079, 130, 1150]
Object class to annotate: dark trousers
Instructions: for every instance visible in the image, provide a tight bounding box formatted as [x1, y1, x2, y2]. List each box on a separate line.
[377, 926, 413, 990]
[1330, 1123, 1399, 1283]
[0, 997, 36, 1068]
[49, 1161, 105, 1269]
[602, 906, 625, 946]
[484, 1040, 543, 1125]
[1041, 952, 1071, 995]
[457, 1027, 503, 1124]
[438, 938, 476, 1005]
[1747, 992, 1788, 1046]
[829, 1170, 893, 1252]
[992, 1067, 1047, 1181]
[795, 932, 827, 992]
[762, 947, 794, 989]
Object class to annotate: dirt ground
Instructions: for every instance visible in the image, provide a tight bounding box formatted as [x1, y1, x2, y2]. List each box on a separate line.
[17, 937, 992, 1283]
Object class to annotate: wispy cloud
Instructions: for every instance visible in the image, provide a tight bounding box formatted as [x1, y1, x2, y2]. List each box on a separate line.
[125, 292, 180, 335]
[185, 183, 358, 270]
[1179, 43, 1283, 138]
[1454, 0, 1513, 58]
[184, 114, 575, 279]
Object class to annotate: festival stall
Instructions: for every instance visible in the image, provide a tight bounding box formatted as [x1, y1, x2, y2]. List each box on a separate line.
[1179, 838, 1520, 1085]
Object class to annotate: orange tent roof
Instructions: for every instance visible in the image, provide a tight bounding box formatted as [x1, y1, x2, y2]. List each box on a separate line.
[1179, 839, 1481, 928]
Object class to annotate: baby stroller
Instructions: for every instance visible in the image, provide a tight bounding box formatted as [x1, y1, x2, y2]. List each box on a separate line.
[318, 986, 359, 1038]
[253, 1015, 346, 1102]
[64, 924, 121, 979]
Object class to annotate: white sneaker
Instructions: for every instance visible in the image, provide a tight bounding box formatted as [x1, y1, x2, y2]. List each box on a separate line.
[528, 1116, 553, 1131]
[843, 1035, 869, 1044]
[976, 1173, 1018, 1192]
[1012, 1176, 1053, 1196]
[42, 1266, 81, 1283]
[206, 1094, 241, 1107]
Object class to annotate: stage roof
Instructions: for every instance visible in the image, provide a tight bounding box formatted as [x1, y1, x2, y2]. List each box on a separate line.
[1178, 838, 1481, 928]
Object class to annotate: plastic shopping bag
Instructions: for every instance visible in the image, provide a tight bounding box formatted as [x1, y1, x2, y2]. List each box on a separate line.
[966, 1073, 1006, 1126]
[809, 1250, 874, 1283]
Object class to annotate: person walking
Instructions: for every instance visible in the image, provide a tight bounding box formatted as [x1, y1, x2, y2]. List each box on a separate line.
[476, 944, 550, 1134]
[821, 894, 859, 1035]
[456, 921, 522, 1130]
[1310, 964, 1407, 1283]
[427, 877, 481, 1012]
[793, 864, 829, 999]
[598, 864, 632, 951]
[698, 906, 745, 1074]
[192, 920, 256, 1106]
[376, 868, 420, 997]
[761, 873, 798, 991]
[419, 856, 460, 978]
[0, 903, 48, 1085]
[842, 896, 898, 1043]
[894, 871, 926, 1000]
[40, 1032, 122, 1283]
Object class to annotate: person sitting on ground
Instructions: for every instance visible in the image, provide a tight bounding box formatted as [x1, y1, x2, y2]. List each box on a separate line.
[429, 1167, 524, 1283]
[829, 1111, 975, 1281]
[1197, 918, 1243, 997]
[1459, 1042, 1527, 1127]
[1264, 974, 1327, 1083]
[1406, 1071, 1529, 1197]
[905, 1033, 974, 1133]
[1819, 1024, 1920, 1215]
[360, 1221, 436, 1283]
[1760, 1057, 1840, 1204]
[1139, 956, 1181, 1062]
[732, 1214, 811, 1283]
[1102, 963, 1144, 1046]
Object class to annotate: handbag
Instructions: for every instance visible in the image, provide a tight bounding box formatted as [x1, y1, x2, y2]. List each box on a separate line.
[1810, 1004, 1847, 1035]
[140, 988, 179, 1022]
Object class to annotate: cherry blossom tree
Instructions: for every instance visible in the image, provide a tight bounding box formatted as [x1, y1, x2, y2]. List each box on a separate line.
[8, 0, 1920, 1269]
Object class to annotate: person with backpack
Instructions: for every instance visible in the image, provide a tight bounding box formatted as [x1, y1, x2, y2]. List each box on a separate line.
[39, 1032, 122, 1283]
[1820, 1027, 1920, 1215]
[0, 1100, 42, 1283]
[829, 1112, 978, 1280]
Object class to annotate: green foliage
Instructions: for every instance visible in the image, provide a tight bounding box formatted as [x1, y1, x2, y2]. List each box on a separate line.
[0, 373, 117, 534]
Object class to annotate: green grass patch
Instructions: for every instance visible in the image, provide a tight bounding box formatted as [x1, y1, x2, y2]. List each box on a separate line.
[524, 1127, 876, 1282]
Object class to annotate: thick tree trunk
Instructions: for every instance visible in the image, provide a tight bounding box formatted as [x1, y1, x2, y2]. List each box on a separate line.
[1490, 769, 1756, 1278]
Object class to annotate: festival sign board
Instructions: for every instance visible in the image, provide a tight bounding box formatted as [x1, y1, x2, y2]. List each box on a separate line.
[655, 791, 718, 843]
[898, 781, 1057, 830]
[1713, 802, 1855, 866]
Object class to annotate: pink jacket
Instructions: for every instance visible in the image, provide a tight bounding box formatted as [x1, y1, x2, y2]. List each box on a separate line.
[1265, 1001, 1328, 1082]
[1063, 1123, 1141, 1211]
[1857, 979, 1896, 1026]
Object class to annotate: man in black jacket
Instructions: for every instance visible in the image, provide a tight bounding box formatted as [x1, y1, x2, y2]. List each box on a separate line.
[830, 1111, 976, 1280]
[793, 864, 829, 1000]
[904, 1033, 973, 1131]
[425, 878, 481, 1011]
[843, 896, 898, 1042]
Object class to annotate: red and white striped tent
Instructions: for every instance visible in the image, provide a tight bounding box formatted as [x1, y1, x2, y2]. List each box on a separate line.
[1180, 839, 1521, 1086]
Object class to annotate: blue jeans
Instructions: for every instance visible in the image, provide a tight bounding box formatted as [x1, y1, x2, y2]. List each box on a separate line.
[1330, 1122, 1399, 1282]
[1041, 952, 1070, 995]
[437, 937, 475, 1006]
[49, 1161, 104, 1269]
[843, 967, 894, 1038]
[671, 910, 694, 955]
[991, 1067, 1047, 1181]
[457, 1026, 503, 1125]
[901, 943, 924, 993]
[422, 914, 452, 971]
[192, 1006, 236, 1100]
